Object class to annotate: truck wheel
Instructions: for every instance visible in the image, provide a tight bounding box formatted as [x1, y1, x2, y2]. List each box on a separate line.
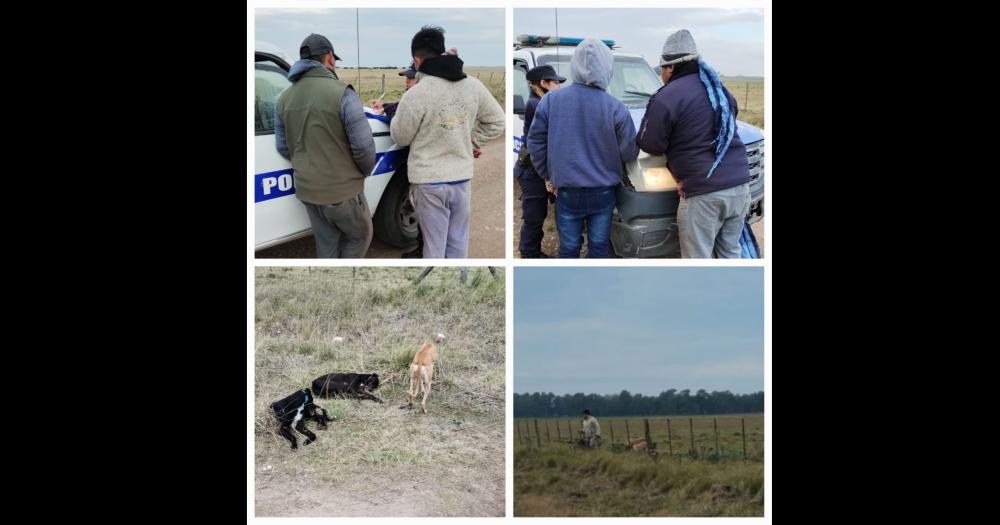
[373, 168, 419, 248]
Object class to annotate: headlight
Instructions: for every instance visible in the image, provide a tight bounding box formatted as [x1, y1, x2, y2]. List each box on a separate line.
[640, 167, 677, 190]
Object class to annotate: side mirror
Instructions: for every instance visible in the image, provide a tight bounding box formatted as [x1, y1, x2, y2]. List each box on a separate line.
[514, 94, 525, 115]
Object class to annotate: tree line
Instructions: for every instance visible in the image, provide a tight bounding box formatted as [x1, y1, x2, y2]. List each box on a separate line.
[514, 389, 764, 418]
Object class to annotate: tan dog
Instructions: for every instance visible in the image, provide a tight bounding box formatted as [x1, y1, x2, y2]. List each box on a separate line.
[405, 340, 440, 413]
[627, 437, 647, 450]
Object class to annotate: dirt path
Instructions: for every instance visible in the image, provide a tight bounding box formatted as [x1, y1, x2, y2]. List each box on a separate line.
[255, 408, 505, 517]
[256, 135, 505, 259]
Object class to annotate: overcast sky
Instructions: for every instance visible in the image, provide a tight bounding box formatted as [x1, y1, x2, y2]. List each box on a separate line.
[515, 267, 764, 396]
[256, 8, 505, 67]
[514, 8, 763, 77]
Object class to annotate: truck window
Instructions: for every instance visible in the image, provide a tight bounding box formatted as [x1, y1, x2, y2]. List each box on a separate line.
[513, 60, 529, 115]
[537, 54, 661, 108]
[255, 60, 291, 135]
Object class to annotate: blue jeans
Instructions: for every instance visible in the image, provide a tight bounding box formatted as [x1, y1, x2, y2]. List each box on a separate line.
[555, 186, 616, 258]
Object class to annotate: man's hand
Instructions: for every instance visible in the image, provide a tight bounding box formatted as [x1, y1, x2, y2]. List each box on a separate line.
[472, 141, 482, 158]
[545, 180, 558, 196]
[369, 100, 385, 115]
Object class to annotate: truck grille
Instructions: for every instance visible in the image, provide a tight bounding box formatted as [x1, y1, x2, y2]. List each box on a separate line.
[746, 140, 764, 183]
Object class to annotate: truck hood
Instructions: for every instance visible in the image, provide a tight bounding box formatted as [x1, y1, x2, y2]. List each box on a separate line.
[628, 108, 764, 145]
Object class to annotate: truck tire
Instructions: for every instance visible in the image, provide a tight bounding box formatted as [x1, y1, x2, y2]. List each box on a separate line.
[373, 168, 419, 248]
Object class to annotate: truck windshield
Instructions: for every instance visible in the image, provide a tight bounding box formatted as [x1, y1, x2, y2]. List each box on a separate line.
[538, 54, 662, 107]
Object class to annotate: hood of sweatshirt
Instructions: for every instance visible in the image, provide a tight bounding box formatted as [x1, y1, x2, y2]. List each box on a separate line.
[570, 38, 613, 90]
[287, 59, 338, 82]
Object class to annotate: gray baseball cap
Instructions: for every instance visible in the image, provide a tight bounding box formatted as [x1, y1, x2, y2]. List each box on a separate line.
[300, 33, 343, 61]
[659, 29, 700, 66]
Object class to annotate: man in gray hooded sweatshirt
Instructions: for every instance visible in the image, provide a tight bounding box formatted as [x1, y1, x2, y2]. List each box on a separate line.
[274, 34, 377, 258]
[527, 39, 638, 258]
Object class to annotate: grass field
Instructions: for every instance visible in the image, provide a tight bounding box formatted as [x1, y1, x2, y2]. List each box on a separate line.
[514, 414, 764, 517]
[255, 267, 505, 516]
[721, 76, 764, 129]
[339, 66, 505, 107]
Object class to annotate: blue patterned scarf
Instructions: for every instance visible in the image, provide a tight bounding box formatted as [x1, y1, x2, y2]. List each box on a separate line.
[697, 59, 735, 178]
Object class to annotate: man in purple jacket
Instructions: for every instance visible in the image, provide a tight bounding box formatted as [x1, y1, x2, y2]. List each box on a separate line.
[527, 39, 639, 258]
[636, 29, 751, 258]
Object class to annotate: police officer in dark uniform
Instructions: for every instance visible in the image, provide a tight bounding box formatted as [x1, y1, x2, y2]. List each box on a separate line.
[516, 65, 565, 258]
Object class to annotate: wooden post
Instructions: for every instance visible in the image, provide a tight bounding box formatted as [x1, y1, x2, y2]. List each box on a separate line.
[643, 418, 653, 446]
[534, 419, 542, 447]
[666, 418, 673, 457]
[741, 418, 747, 460]
[545, 421, 551, 443]
[556, 420, 562, 441]
[689, 418, 695, 457]
[625, 419, 631, 443]
[460, 267, 469, 284]
[745, 82, 749, 110]
[381, 74, 385, 94]
[714, 418, 720, 460]
[567, 420, 572, 441]
[516, 420, 522, 446]
[489, 71, 494, 84]
[609, 420, 615, 443]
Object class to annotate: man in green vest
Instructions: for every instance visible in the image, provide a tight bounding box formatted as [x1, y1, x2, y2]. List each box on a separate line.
[275, 34, 377, 258]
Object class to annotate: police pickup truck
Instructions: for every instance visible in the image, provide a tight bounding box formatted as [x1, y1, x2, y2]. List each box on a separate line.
[253, 41, 418, 251]
[512, 35, 764, 258]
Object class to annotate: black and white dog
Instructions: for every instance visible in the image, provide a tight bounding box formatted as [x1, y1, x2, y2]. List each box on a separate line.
[271, 388, 332, 449]
[311, 373, 383, 404]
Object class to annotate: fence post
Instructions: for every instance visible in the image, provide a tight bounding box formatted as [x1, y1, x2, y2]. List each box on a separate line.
[714, 418, 720, 460]
[625, 419, 631, 443]
[556, 420, 562, 441]
[745, 82, 749, 110]
[545, 421, 551, 443]
[381, 74, 385, 94]
[489, 72, 494, 84]
[742, 418, 747, 460]
[689, 418, 695, 457]
[609, 420, 615, 444]
[666, 418, 673, 457]
[534, 419, 542, 447]
[567, 420, 572, 442]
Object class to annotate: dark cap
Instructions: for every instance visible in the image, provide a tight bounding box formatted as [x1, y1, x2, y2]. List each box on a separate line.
[398, 62, 417, 78]
[582, 409, 591, 415]
[526, 65, 566, 84]
[300, 33, 343, 61]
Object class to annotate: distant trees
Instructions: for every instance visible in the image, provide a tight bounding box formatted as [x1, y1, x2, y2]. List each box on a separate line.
[513, 389, 764, 417]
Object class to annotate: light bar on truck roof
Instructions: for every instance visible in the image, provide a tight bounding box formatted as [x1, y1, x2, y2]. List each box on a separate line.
[516, 35, 615, 48]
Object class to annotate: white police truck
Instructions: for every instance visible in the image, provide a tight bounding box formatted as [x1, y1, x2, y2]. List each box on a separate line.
[254, 41, 418, 251]
[512, 35, 764, 258]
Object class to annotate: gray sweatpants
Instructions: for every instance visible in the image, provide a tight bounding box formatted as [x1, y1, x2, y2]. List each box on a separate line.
[410, 181, 471, 258]
[677, 183, 751, 259]
[302, 192, 373, 258]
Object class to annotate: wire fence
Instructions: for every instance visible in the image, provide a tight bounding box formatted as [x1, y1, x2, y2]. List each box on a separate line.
[514, 415, 764, 462]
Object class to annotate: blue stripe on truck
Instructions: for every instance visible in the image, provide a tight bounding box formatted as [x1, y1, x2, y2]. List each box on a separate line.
[255, 168, 295, 203]
[254, 149, 408, 203]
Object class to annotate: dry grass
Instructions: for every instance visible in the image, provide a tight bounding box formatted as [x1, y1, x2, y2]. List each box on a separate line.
[254, 267, 505, 517]
[721, 77, 764, 129]
[515, 444, 763, 516]
[339, 67, 505, 106]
